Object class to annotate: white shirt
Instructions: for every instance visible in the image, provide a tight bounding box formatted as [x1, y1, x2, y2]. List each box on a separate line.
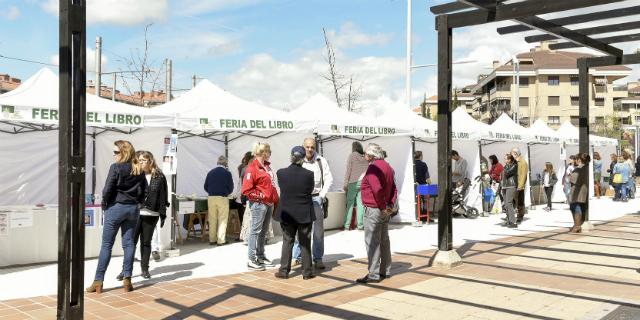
[140, 173, 159, 217]
[543, 172, 550, 187]
[302, 153, 333, 198]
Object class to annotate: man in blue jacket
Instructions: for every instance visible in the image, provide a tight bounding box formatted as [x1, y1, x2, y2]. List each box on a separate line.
[204, 155, 234, 245]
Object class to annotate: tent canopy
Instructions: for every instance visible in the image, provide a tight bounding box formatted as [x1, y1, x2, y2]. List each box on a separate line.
[556, 121, 618, 147]
[488, 113, 533, 142]
[149, 79, 300, 133]
[527, 119, 562, 144]
[452, 107, 489, 140]
[0, 68, 151, 129]
[379, 107, 437, 139]
[291, 94, 410, 136]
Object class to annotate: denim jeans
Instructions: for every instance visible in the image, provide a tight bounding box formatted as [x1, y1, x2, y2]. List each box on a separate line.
[94, 203, 139, 281]
[293, 196, 324, 262]
[615, 183, 628, 200]
[247, 201, 272, 262]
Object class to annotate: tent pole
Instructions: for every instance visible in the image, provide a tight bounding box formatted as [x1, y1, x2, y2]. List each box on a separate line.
[224, 134, 229, 159]
[91, 130, 96, 202]
[527, 143, 534, 209]
[170, 128, 178, 250]
[411, 137, 419, 225]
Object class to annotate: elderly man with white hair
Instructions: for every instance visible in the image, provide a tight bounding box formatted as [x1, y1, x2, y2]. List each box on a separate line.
[356, 143, 397, 284]
[511, 147, 529, 223]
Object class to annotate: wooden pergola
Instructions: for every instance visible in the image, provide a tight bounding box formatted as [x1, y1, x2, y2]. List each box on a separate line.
[429, 0, 640, 267]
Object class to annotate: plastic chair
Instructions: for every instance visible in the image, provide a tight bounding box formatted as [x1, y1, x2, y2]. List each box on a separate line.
[417, 184, 438, 222]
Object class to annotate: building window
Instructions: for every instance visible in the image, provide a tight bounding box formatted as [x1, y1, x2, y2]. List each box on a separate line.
[548, 116, 560, 124]
[621, 117, 631, 125]
[595, 116, 604, 124]
[519, 77, 529, 87]
[635, 115, 640, 124]
[570, 116, 580, 126]
[548, 96, 560, 106]
[571, 96, 580, 106]
[595, 98, 605, 106]
[570, 76, 579, 86]
[548, 76, 560, 86]
[519, 97, 529, 107]
[519, 117, 530, 126]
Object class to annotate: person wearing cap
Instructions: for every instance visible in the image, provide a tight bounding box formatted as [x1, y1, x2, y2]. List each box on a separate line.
[273, 146, 316, 280]
[204, 155, 234, 245]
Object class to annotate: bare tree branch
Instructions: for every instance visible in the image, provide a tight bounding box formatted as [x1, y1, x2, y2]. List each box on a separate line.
[323, 28, 343, 108]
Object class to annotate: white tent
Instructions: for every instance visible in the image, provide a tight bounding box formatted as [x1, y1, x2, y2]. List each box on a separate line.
[526, 119, 565, 203]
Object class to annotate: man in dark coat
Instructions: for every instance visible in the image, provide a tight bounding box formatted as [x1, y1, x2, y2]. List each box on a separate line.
[274, 146, 316, 280]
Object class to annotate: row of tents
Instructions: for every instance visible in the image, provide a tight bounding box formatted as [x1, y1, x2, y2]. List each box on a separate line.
[0, 68, 619, 223]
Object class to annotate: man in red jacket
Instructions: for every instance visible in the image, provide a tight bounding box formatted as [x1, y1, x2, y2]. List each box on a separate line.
[357, 143, 397, 284]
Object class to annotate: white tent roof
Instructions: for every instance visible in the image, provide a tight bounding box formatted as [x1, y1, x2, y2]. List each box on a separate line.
[452, 107, 489, 140]
[556, 121, 618, 146]
[291, 93, 409, 136]
[527, 119, 562, 144]
[488, 113, 533, 142]
[379, 107, 436, 139]
[0, 68, 150, 128]
[149, 79, 299, 132]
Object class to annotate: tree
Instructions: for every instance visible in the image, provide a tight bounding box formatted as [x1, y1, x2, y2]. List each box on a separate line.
[321, 28, 361, 112]
[420, 94, 427, 118]
[115, 23, 165, 107]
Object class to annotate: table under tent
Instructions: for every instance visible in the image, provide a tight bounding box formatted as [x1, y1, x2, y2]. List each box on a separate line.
[0, 67, 170, 266]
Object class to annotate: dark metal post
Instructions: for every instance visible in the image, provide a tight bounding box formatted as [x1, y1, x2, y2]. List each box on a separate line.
[527, 144, 535, 209]
[91, 130, 96, 201]
[58, 0, 86, 318]
[436, 15, 453, 251]
[578, 59, 590, 222]
[224, 134, 229, 159]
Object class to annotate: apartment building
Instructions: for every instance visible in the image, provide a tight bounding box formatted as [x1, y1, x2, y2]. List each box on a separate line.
[0, 74, 21, 94]
[618, 83, 640, 125]
[471, 42, 631, 128]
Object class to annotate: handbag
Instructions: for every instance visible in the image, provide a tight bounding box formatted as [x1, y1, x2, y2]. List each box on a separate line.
[613, 173, 623, 184]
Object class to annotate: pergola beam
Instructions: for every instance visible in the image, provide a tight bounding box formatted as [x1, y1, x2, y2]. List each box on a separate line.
[497, 5, 640, 35]
[582, 53, 640, 68]
[445, 0, 625, 29]
[550, 33, 640, 51]
[525, 21, 640, 43]
[430, 0, 503, 14]
[514, 16, 623, 56]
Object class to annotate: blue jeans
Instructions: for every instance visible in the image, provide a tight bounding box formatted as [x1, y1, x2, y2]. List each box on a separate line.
[615, 183, 628, 200]
[94, 203, 139, 281]
[627, 179, 635, 198]
[293, 196, 324, 262]
[570, 202, 584, 216]
[247, 201, 272, 262]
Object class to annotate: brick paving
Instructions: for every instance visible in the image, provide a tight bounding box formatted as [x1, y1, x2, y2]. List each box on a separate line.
[2, 215, 640, 319]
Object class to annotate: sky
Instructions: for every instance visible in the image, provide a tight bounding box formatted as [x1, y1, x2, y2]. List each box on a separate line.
[1, 0, 639, 115]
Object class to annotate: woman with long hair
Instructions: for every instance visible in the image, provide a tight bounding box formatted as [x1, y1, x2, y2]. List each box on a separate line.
[569, 153, 590, 233]
[236, 151, 254, 224]
[117, 151, 169, 280]
[242, 142, 279, 271]
[542, 162, 558, 211]
[343, 141, 369, 230]
[87, 140, 146, 293]
[593, 152, 602, 199]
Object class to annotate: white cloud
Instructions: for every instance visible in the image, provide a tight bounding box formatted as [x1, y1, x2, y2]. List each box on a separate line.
[178, 0, 262, 16]
[2, 5, 20, 20]
[42, 0, 168, 26]
[325, 22, 393, 49]
[49, 47, 108, 73]
[153, 32, 242, 59]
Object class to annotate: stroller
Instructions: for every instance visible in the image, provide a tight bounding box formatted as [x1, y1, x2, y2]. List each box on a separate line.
[452, 176, 480, 219]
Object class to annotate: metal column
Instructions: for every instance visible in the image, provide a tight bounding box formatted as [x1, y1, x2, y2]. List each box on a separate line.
[436, 15, 453, 252]
[411, 138, 418, 223]
[170, 128, 178, 250]
[578, 59, 590, 222]
[57, 0, 86, 318]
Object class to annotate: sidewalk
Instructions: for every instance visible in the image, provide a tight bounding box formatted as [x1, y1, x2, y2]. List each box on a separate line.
[2, 213, 640, 319]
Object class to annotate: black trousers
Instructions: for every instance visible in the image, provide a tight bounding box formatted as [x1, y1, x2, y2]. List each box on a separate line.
[279, 222, 312, 276]
[544, 186, 553, 209]
[134, 215, 159, 270]
[515, 189, 525, 219]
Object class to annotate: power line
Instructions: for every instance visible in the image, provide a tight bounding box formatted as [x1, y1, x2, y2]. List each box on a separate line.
[0, 53, 57, 67]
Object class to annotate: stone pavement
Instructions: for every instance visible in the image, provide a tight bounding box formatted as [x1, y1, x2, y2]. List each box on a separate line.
[2, 214, 640, 320]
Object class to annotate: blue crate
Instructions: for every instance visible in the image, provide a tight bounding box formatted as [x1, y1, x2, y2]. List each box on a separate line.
[417, 184, 438, 196]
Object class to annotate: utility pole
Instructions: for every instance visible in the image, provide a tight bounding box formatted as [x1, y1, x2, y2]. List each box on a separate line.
[513, 56, 520, 124]
[405, 0, 412, 109]
[95, 36, 102, 98]
[112, 73, 116, 101]
[165, 59, 172, 102]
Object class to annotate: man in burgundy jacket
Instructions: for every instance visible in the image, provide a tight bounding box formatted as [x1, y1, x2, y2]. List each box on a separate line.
[357, 143, 397, 283]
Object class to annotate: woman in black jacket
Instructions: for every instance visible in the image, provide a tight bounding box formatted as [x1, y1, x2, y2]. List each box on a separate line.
[117, 151, 169, 280]
[501, 154, 518, 228]
[87, 140, 146, 294]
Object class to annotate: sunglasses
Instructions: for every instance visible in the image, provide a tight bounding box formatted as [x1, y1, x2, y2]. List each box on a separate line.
[113, 150, 121, 155]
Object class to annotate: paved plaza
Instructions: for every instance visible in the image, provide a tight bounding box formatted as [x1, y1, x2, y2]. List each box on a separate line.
[1, 198, 640, 319]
